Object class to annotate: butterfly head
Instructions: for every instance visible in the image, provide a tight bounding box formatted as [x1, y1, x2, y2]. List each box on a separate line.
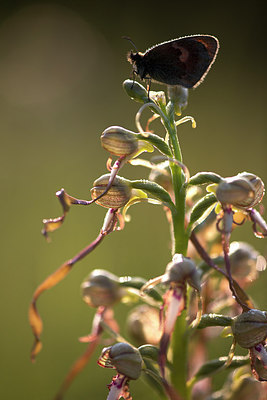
[127, 51, 146, 80]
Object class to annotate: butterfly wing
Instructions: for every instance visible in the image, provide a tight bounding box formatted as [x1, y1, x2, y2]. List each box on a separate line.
[143, 35, 219, 88]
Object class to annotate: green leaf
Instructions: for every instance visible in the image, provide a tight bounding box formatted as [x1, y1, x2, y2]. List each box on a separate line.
[197, 313, 233, 329]
[130, 179, 175, 210]
[189, 172, 222, 186]
[139, 345, 173, 370]
[139, 344, 160, 363]
[141, 360, 168, 399]
[119, 276, 162, 302]
[136, 132, 173, 157]
[192, 355, 249, 381]
[189, 193, 217, 228]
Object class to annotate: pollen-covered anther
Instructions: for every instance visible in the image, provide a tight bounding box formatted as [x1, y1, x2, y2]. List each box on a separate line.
[90, 174, 132, 209]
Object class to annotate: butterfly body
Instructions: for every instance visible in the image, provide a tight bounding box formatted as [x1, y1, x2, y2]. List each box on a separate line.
[127, 35, 219, 89]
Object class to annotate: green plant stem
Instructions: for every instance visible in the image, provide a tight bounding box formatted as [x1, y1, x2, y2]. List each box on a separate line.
[163, 109, 190, 400]
[164, 115, 188, 257]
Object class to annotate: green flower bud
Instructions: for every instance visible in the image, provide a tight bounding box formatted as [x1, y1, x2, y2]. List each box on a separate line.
[167, 85, 188, 115]
[81, 269, 123, 308]
[162, 254, 201, 291]
[123, 79, 148, 103]
[216, 176, 255, 210]
[231, 309, 267, 348]
[101, 126, 153, 158]
[90, 174, 132, 208]
[99, 342, 142, 380]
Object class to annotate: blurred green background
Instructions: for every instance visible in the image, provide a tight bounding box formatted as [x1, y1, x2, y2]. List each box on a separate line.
[0, 1, 266, 399]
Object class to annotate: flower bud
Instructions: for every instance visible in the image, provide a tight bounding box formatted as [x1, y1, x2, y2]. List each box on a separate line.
[238, 172, 265, 208]
[216, 173, 264, 210]
[162, 254, 201, 291]
[231, 309, 267, 348]
[101, 126, 153, 158]
[90, 174, 131, 208]
[99, 342, 142, 380]
[167, 85, 188, 115]
[149, 90, 166, 107]
[123, 79, 148, 103]
[127, 305, 162, 345]
[81, 269, 123, 308]
[148, 161, 172, 193]
[216, 175, 255, 210]
[228, 241, 259, 281]
[101, 126, 139, 156]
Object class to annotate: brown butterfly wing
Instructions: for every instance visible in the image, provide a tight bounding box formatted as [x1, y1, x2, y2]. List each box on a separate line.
[143, 35, 219, 88]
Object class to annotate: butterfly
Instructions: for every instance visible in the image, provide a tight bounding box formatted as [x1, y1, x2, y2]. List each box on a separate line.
[126, 35, 219, 89]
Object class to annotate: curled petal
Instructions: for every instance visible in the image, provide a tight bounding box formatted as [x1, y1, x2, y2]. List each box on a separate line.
[175, 115, 196, 128]
[42, 188, 93, 240]
[29, 210, 118, 361]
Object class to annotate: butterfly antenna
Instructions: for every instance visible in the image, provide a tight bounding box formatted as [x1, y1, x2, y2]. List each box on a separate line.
[122, 36, 138, 52]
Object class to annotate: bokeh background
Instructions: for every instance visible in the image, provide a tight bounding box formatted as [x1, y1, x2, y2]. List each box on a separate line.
[1, 1, 266, 399]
